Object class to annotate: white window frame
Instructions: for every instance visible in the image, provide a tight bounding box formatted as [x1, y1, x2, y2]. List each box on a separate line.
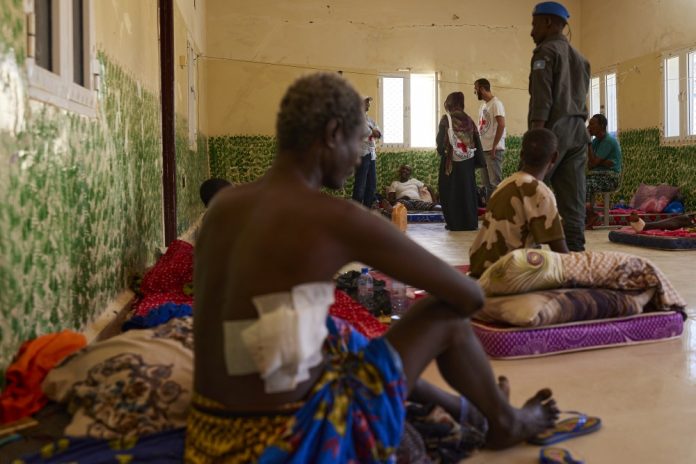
[379, 72, 438, 149]
[588, 69, 618, 135]
[661, 46, 696, 145]
[25, 0, 98, 117]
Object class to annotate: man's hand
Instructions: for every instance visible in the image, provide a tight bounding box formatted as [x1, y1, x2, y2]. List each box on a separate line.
[490, 148, 498, 161]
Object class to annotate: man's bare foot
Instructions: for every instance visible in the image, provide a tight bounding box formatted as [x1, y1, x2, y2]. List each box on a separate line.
[485, 388, 559, 449]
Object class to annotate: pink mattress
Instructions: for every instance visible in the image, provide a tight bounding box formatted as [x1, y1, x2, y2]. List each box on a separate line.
[472, 311, 684, 359]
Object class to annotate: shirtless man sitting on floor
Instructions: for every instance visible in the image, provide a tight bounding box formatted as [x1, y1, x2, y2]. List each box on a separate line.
[186, 73, 559, 463]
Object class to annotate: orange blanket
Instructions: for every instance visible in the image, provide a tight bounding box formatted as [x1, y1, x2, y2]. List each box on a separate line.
[0, 330, 86, 424]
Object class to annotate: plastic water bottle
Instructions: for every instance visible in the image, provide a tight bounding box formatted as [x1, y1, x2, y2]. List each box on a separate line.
[391, 280, 408, 315]
[357, 268, 373, 306]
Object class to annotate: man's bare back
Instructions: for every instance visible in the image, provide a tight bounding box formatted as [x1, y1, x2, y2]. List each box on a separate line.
[189, 74, 559, 459]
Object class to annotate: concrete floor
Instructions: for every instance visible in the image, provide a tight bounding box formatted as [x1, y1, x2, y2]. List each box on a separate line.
[404, 224, 696, 464]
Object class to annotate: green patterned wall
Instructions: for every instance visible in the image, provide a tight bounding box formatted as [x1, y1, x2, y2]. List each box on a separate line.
[614, 129, 696, 210]
[209, 132, 696, 212]
[0, 0, 210, 377]
[0, 54, 165, 375]
[175, 118, 209, 236]
[209, 135, 523, 198]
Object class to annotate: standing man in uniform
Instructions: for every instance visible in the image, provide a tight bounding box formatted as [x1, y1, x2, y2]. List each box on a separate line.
[475, 78, 507, 202]
[528, 1, 590, 251]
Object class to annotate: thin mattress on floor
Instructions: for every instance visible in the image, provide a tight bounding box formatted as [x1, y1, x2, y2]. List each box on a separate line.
[608, 227, 696, 250]
[472, 311, 685, 359]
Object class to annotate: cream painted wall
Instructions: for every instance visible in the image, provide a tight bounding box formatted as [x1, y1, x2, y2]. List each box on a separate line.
[204, 0, 582, 137]
[581, 0, 696, 72]
[94, 0, 160, 92]
[581, 0, 696, 130]
[174, 0, 208, 133]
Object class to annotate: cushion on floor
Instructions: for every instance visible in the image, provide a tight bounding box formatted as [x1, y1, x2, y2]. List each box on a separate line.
[609, 227, 696, 251]
[472, 311, 685, 359]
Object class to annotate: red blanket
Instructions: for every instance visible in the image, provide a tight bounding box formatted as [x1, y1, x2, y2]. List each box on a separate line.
[329, 290, 388, 339]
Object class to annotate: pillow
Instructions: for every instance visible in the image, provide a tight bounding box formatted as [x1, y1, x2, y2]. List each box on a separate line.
[629, 183, 679, 213]
[478, 249, 564, 297]
[42, 317, 193, 439]
[475, 288, 655, 327]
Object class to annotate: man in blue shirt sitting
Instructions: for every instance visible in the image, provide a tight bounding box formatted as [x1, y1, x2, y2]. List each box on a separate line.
[585, 113, 622, 227]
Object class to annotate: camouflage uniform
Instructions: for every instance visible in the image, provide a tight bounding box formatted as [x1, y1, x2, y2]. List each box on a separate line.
[469, 172, 565, 277]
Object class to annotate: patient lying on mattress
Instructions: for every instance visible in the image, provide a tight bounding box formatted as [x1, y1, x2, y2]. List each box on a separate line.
[187, 73, 560, 463]
[628, 211, 696, 232]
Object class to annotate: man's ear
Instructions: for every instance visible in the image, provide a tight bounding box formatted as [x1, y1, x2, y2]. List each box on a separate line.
[550, 150, 559, 164]
[324, 118, 341, 149]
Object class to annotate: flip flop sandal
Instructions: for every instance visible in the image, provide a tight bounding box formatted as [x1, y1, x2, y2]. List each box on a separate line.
[528, 411, 601, 446]
[539, 447, 584, 464]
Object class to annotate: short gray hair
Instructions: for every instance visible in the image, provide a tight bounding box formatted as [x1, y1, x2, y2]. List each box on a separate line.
[276, 73, 364, 152]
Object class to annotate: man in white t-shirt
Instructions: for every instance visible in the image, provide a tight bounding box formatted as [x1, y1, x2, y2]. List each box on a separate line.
[384, 165, 440, 211]
[475, 78, 507, 201]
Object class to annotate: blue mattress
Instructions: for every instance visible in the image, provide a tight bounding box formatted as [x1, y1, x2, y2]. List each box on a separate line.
[608, 228, 696, 250]
[407, 212, 444, 223]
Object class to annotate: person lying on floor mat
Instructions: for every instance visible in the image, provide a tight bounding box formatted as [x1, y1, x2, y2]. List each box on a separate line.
[186, 72, 560, 463]
[629, 212, 696, 232]
[469, 128, 570, 278]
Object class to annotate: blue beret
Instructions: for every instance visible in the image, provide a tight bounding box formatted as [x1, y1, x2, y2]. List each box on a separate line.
[532, 2, 570, 20]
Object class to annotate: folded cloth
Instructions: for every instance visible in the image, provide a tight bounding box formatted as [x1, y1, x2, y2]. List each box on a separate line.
[122, 302, 193, 331]
[132, 292, 193, 317]
[184, 316, 406, 463]
[0, 331, 86, 424]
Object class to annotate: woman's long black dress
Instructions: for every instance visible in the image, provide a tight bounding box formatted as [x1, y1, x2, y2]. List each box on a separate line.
[436, 111, 482, 231]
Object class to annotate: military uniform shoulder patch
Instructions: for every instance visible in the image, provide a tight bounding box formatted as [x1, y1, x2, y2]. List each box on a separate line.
[533, 59, 546, 70]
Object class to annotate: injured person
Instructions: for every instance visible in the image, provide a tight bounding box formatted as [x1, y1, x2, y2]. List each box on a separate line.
[381, 164, 441, 212]
[186, 73, 559, 463]
[628, 211, 696, 232]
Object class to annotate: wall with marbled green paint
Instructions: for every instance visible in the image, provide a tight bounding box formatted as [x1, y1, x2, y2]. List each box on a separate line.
[209, 132, 695, 212]
[209, 134, 522, 198]
[175, 119, 209, 237]
[0, 54, 165, 376]
[0, 0, 210, 377]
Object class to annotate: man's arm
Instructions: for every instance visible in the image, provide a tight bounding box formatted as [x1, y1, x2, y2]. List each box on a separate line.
[588, 143, 616, 169]
[491, 115, 506, 160]
[528, 51, 555, 130]
[339, 205, 484, 317]
[547, 238, 569, 254]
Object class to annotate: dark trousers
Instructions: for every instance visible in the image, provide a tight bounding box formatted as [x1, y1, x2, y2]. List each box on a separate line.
[547, 143, 587, 251]
[352, 154, 376, 207]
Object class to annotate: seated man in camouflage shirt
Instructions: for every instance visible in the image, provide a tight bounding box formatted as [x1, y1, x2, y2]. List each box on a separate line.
[469, 129, 569, 278]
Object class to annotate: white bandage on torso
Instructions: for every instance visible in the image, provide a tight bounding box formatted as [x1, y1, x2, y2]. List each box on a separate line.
[223, 282, 335, 394]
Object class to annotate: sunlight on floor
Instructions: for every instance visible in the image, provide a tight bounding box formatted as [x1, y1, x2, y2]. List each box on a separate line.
[403, 224, 696, 463]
